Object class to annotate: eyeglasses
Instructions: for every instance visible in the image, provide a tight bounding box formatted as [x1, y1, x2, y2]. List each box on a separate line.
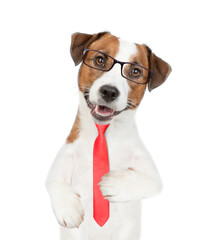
[82, 49, 153, 84]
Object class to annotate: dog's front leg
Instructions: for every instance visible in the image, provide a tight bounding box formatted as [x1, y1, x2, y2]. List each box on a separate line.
[99, 148, 163, 203]
[46, 143, 84, 228]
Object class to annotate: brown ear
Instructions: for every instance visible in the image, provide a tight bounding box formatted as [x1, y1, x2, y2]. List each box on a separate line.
[70, 32, 109, 66]
[146, 46, 172, 92]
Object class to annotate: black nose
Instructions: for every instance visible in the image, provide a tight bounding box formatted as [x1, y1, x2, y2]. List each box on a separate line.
[99, 85, 120, 102]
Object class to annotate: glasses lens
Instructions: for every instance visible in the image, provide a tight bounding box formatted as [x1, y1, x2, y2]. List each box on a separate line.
[83, 50, 114, 71]
[122, 63, 149, 84]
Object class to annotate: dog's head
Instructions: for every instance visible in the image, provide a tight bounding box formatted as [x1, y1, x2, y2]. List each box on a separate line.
[70, 32, 171, 124]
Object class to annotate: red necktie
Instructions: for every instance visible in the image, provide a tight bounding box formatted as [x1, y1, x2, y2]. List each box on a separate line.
[93, 124, 110, 227]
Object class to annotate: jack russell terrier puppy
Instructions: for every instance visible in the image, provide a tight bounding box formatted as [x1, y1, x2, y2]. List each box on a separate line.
[46, 32, 171, 240]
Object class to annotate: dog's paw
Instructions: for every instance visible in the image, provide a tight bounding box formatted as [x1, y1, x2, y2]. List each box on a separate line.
[99, 168, 140, 202]
[51, 189, 84, 228]
[99, 168, 162, 202]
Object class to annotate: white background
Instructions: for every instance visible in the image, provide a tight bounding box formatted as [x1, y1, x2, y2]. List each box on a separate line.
[0, 0, 219, 239]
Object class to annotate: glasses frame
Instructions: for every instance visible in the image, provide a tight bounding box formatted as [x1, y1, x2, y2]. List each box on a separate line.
[82, 49, 153, 84]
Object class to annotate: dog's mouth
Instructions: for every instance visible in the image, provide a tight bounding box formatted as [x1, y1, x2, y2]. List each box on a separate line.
[84, 93, 125, 122]
[91, 105, 116, 121]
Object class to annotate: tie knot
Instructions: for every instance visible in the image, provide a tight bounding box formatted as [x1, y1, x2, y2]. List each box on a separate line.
[95, 124, 109, 135]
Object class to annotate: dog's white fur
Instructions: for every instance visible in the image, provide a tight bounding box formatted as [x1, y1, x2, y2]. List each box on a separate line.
[46, 39, 163, 240]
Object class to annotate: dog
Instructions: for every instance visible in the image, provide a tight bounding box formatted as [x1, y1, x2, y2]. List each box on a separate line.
[46, 31, 171, 240]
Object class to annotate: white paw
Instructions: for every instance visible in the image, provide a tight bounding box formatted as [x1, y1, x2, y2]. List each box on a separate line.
[51, 187, 84, 228]
[99, 168, 139, 202]
[99, 168, 162, 202]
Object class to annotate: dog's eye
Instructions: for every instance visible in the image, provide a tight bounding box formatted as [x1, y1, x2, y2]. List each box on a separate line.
[94, 56, 105, 67]
[131, 68, 142, 78]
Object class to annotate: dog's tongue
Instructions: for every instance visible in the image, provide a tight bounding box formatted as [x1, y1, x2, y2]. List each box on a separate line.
[91, 105, 115, 118]
[97, 105, 114, 115]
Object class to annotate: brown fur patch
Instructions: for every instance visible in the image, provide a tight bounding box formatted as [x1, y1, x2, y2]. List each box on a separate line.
[66, 111, 80, 143]
[67, 34, 119, 143]
[78, 34, 119, 93]
[70, 32, 109, 66]
[127, 44, 149, 109]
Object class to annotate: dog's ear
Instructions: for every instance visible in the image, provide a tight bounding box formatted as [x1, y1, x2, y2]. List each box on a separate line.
[70, 32, 109, 66]
[146, 46, 172, 92]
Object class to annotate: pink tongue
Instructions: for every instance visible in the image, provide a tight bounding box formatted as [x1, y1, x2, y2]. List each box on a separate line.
[98, 105, 114, 114]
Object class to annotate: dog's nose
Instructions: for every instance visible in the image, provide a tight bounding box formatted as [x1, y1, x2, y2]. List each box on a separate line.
[99, 85, 120, 102]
